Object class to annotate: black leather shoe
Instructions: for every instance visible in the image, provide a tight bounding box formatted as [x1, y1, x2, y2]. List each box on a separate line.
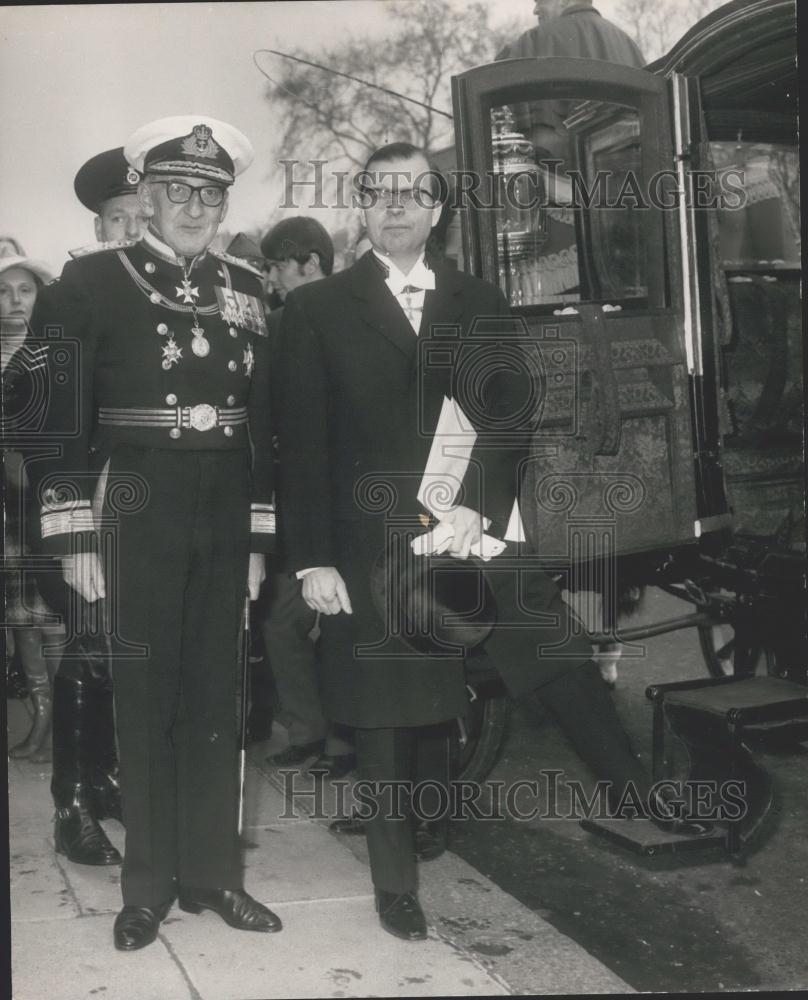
[375, 890, 427, 941]
[114, 900, 173, 951]
[308, 753, 357, 779]
[268, 741, 324, 767]
[55, 805, 122, 866]
[414, 819, 447, 861]
[177, 888, 282, 932]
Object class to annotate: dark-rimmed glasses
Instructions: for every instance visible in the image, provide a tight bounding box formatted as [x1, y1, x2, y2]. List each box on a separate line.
[150, 180, 226, 207]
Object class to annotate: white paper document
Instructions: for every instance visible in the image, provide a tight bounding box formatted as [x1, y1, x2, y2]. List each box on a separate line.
[415, 396, 525, 558]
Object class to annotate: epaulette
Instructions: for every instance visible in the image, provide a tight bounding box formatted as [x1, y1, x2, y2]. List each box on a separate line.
[68, 239, 137, 260]
[210, 248, 264, 279]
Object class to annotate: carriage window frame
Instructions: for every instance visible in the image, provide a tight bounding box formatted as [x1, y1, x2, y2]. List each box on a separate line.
[452, 58, 675, 315]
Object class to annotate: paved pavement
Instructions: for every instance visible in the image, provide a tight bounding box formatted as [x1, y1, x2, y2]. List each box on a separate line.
[7, 698, 632, 999]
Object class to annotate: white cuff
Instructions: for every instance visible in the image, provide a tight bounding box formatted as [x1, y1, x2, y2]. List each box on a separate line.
[296, 566, 325, 580]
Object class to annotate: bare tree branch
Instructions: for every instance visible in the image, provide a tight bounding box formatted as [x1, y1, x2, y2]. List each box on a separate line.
[265, 0, 507, 174]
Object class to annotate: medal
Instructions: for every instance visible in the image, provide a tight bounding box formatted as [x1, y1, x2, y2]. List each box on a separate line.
[191, 324, 210, 357]
[161, 337, 183, 370]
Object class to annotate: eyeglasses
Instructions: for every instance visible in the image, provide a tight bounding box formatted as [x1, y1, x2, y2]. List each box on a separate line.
[150, 180, 226, 207]
[361, 186, 438, 211]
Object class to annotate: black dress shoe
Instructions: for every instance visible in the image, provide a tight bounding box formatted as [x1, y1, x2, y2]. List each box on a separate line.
[55, 805, 122, 866]
[414, 819, 447, 861]
[268, 740, 324, 767]
[375, 890, 427, 941]
[114, 900, 173, 951]
[308, 752, 357, 779]
[178, 888, 282, 932]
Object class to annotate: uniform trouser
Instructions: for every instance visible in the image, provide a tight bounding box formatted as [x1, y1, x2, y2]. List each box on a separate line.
[261, 571, 352, 754]
[107, 446, 249, 907]
[354, 564, 650, 896]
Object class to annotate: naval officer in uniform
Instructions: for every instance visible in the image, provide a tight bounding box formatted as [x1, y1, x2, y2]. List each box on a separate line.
[31, 115, 281, 951]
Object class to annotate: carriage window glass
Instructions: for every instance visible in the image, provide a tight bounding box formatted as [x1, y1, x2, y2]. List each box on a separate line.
[710, 141, 800, 268]
[580, 111, 646, 301]
[489, 101, 647, 307]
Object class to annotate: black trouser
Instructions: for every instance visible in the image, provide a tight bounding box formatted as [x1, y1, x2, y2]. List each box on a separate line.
[355, 660, 649, 895]
[259, 571, 353, 754]
[106, 446, 250, 907]
[354, 722, 451, 894]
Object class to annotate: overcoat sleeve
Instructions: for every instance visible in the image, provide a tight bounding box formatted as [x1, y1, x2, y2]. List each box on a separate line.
[458, 288, 536, 537]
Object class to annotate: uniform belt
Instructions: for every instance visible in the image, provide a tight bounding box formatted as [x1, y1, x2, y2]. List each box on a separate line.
[97, 404, 248, 432]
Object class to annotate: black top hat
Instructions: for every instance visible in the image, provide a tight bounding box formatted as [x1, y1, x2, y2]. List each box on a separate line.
[370, 541, 497, 656]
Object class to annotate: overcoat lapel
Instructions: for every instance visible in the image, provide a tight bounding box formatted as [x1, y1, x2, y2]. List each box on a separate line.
[416, 265, 466, 431]
[349, 252, 416, 361]
[417, 264, 465, 343]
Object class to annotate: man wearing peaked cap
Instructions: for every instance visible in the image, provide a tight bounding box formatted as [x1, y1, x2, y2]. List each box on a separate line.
[125, 114, 253, 184]
[30, 115, 281, 951]
[73, 147, 150, 245]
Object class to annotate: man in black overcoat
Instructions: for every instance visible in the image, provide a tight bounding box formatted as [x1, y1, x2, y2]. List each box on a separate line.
[277, 142, 696, 941]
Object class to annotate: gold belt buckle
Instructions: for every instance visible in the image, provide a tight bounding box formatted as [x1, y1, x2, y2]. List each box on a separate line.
[188, 403, 217, 432]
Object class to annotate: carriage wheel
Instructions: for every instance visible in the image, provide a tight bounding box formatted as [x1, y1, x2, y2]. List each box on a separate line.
[697, 622, 779, 679]
[451, 694, 510, 785]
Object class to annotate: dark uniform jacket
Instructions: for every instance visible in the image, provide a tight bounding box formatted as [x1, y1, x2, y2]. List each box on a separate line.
[29, 230, 274, 556]
[277, 251, 534, 728]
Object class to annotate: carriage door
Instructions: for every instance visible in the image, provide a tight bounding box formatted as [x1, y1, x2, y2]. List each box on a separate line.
[452, 58, 729, 573]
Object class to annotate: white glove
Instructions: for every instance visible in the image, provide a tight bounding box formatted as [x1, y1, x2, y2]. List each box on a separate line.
[410, 522, 506, 561]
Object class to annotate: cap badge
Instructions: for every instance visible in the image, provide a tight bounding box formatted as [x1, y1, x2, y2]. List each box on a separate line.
[182, 124, 221, 160]
[126, 167, 141, 185]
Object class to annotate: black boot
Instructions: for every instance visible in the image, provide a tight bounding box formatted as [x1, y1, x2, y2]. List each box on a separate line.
[88, 679, 124, 824]
[8, 629, 55, 762]
[51, 674, 121, 866]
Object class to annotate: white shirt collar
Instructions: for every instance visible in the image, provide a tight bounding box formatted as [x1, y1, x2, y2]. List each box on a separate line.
[373, 251, 435, 296]
[142, 227, 207, 269]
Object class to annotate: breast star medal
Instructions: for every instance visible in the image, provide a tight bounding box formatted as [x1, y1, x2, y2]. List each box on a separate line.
[161, 337, 183, 370]
[175, 278, 199, 304]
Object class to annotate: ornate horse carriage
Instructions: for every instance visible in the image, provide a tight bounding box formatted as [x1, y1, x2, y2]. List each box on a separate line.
[447, 0, 804, 786]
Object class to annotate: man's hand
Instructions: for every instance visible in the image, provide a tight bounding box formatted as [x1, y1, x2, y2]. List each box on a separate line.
[301, 567, 353, 616]
[61, 552, 106, 602]
[248, 553, 266, 601]
[441, 505, 483, 560]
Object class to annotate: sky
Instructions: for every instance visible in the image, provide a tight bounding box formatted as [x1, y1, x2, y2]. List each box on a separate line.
[1, 0, 629, 273]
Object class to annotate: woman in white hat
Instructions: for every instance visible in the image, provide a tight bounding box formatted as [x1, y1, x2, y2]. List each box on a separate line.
[2, 253, 62, 760]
